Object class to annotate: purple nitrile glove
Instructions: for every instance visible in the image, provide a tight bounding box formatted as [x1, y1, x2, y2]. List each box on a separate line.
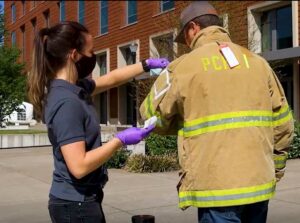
[115, 125, 155, 145]
[146, 58, 170, 69]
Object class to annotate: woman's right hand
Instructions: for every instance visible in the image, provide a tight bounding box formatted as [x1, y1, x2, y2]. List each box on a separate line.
[115, 125, 155, 145]
[145, 58, 170, 69]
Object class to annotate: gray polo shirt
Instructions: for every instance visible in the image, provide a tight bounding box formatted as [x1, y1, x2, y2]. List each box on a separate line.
[44, 79, 108, 202]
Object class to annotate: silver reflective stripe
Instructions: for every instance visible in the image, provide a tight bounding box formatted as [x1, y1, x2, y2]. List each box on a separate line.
[273, 109, 290, 121]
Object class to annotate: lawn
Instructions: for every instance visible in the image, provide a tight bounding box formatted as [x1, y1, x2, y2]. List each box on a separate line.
[0, 129, 47, 135]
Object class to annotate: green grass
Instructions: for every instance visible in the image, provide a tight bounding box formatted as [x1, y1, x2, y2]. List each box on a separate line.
[0, 129, 47, 135]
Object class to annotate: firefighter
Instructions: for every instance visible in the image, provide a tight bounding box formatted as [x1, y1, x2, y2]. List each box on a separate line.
[140, 1, 294, 222]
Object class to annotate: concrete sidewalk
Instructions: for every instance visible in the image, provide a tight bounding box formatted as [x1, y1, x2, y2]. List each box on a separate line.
[0, 147, 299, 223]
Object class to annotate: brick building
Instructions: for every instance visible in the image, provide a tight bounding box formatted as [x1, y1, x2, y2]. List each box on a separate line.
[4, 1, 300, 126]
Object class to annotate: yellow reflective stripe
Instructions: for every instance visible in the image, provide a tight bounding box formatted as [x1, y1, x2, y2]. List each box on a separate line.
[179, 180, 276, 208]
[273, 154, 288, 169]
[273, 105, 289, 118]
[144, 91, 165, 127]
[184, 111, 272, 128]
[179, 107, 292, 138]
[272, 106, 293, 126]
[182, 121, 272, 138]
[144, 92, 154, 119]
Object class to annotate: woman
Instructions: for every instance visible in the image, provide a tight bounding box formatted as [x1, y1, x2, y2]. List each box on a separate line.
[27, 21, 169, 223]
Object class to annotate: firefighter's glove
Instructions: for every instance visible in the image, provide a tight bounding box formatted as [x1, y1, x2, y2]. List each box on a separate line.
[275, 168, 286, 182]
[146, 58, 169, 69]
[115, 125, 155, 145]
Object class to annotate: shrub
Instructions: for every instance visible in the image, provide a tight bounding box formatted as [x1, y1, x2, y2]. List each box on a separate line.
[125, 154, 180, 173]
[288, 121, 300, 159]
[145, 133, 177, 156]
[105, 149, 131, 169]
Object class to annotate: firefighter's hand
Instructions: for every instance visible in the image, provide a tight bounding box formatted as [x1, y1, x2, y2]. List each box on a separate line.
[275, 168, 286, 182]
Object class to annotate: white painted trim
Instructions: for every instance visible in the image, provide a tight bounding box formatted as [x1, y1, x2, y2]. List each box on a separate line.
[117, 39, 140, 68]
[293, 59, 300, 119]
[247, 1, 288, 11]
[94, 48, 110, 74]
[292, 1, 299, 47]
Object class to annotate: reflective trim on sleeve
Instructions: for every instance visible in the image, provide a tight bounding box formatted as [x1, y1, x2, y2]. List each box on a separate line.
[179, 180, 276, 208]
[273, 153, 288, 169]
[178, 106, 292, 137]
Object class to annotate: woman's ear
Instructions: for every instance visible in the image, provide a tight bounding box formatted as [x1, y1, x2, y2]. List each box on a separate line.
[69, 49, 79, 62]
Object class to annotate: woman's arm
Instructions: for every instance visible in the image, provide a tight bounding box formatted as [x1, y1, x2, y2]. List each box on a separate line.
[61, 138, 122, 179]
[61, 125, 154, 179]
[92, 62, 144, 95]
[91, 58, 169, 96]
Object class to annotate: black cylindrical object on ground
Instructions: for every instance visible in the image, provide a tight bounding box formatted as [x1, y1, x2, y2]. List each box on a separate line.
[132, 215, 155, 223]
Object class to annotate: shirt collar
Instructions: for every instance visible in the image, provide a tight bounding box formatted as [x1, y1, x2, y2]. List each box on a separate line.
[190, 26, 232, 50]
[50, 79, 83, 96]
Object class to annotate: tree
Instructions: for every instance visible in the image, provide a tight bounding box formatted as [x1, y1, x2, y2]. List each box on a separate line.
[0, 4, 26, 127]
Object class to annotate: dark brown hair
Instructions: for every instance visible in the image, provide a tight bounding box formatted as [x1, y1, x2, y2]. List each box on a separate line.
[27, 21, 89, 120]
[192, 14, 222, 29]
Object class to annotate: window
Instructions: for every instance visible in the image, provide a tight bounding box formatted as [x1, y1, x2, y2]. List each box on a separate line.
[17, 111, 26, 121]
[11, 4, 16, 23]
[160, 0, 174, 12]
[59, 1, 65, 21]
[31, 0, 36, 9]
[127, 1, 137, 24]
[100, 0, 108, 34]
[31, 18, 37, 40]
[98, 54, 107, 75]
[151, 32, 175, 62]
[20, 25, 25, 61]
[261, 5, 292, 52]
[97, 53, 108, 124]
[21, 0, 25, 16]
[273, 62, 294, 109]
[118, 43, 139, 125]
[78, 0, 85, 24]
[11, 31, 16, 46]
[43, 10, 50, 28]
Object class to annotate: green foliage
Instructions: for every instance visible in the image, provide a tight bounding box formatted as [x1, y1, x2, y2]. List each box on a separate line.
[105, 149, 131, 169]
[125, 154, 180, 173]
[145, 133, 177, 156]
[0, 47, 26, 127]
[288, 121, 300, 159]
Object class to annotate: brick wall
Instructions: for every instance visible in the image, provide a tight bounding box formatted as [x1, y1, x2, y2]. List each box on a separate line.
[4, 1, 189, 72]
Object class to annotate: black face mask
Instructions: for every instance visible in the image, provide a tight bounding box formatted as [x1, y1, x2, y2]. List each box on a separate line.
[75, 53, 96, 79]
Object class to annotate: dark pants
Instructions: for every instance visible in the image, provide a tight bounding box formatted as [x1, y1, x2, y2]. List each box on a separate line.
[198, 201, 269, 223]
[48, 190, 106, 223]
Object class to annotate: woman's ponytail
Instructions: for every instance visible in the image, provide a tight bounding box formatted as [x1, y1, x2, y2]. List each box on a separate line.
[27, 27, 52, 121]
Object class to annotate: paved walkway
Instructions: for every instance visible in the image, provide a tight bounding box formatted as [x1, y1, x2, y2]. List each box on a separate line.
[0, 147, 299, 223]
